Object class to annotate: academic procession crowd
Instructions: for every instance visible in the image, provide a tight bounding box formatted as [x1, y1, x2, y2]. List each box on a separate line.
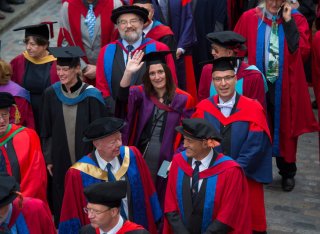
[0, 0, 320, 233]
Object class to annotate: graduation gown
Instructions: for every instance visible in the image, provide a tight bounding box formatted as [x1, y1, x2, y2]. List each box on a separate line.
[80, 221, 150, 234]
[198, 61, 267, 109]
[0, 80, 35, 128]
[122, 86, 195, 205]
[193, 95, 272, 231]
[10, 52, 59, 132]
[0, 124, 47, 203]
[40, 81, 107, 224]
[234, 7, 319, 162]
[7, 197, 56, 234]
[145, 20, 176, 51]
[59, 146, 162, 234]
[163, 152, 251, 234]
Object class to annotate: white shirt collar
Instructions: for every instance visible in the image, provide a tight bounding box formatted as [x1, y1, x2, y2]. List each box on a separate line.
[95, 150, 119, 171]
[219, 92, 236, 105]
[122, 36, 143, 51]
[192, 148, 213, 171]
[100, 216, 124, 234]
[143, 21, 153, 36]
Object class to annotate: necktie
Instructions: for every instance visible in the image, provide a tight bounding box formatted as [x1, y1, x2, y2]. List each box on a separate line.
[191, 161, 201, 204]
[126, 45, 134, 64]
[217, 102, 234, 109]
[106, 163, 116, 182]
[85, 4, 96, 41]
[266, 16, 279, 83]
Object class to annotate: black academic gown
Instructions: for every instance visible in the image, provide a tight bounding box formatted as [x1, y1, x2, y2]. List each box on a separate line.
[40, 80, 107, 225]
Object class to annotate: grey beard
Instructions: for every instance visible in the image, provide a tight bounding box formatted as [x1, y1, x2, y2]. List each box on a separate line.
[120, 29, 143, 44]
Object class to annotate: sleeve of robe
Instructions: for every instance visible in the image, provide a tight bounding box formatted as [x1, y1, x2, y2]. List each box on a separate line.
[13, 128, 48, 203]
[59, 168, 90, 234]
[198, 64, 212, 102]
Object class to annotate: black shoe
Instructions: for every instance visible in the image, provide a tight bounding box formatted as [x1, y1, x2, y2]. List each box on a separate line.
[6, 0, 25, 4]
[282, 177, 295, 192]
[0, 0, 14, 12]
[312, 100, 318, 109]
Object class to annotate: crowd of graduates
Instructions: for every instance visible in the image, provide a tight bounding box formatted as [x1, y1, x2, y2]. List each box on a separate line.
[0, 0, 320, 233]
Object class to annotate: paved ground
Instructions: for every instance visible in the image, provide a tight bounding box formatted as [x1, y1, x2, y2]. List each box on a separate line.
[0, 1, 319, 233]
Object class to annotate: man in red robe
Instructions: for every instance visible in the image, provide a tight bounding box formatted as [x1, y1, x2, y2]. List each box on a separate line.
[58, 0, 123, 85]
[193, 57, 272, 233]
[95, 5, 177, 117]
[198, 31, 267, 109]
[59, 117, 162, 234]
[0, 92, 47, 204]
[0, 173, 56, 234]
[234, 0, 318, 192]
[164, 118, 251, 234]
[80, 181, 150, 234]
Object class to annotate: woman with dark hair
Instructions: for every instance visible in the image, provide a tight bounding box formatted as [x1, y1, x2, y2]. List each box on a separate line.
[120, 50, 195, 205]
[10, 22, 59, 132]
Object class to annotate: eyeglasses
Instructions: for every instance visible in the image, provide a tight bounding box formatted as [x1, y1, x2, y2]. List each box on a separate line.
[83, 207, 111, 216]
[149, 70, 165, 78]
[212, 75, 235, 83]
[117, 18, 141, 27]
[0, 112, 9, 120]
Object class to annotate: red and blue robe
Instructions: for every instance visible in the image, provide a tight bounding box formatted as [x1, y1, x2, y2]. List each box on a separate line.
[164, 152, 251, 234]
[8, 197, 56, 234]
[193, 94, 272, 231]
[234, 7, 318, 162]
[59, 146, 162, 234]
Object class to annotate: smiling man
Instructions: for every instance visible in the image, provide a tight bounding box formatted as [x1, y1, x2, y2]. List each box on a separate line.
[40, 46, 108, 226]
[193, 57, 272, 233]
[59, 117, 162, 234]
[164, 118, 251, 233]
[95, 5, 176, 117]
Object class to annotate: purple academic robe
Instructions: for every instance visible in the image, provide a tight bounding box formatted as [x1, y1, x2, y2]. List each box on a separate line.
[122, 85, 195, 205]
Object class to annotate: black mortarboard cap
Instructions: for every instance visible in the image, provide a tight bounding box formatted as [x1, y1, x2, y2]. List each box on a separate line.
[13, 22, 57, 40]
[175, 118, 222, 142]
[211, 57, 238, 73]
[111, 5, 148, 24]
[0, 92, 15, 109]
[84, 181, 127, 208]
[143, 50, 173, 67]
[83, 117, 126, 142]
[0, 173, 20, 208]
[206, 31, 246, 51]
[133, 0, 152, 4]
[49, 46, 84, 67]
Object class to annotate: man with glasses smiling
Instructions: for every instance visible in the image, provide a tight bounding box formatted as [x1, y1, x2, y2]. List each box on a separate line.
[193, 57, 272, 233]
[95, 5, 177, 118]
[59, 117, 161, 234]
[80, 181, 150, 233]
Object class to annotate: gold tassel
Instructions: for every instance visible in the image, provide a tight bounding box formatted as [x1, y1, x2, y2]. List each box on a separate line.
[14, 191, 24, 208]
[13, 104, 21, 124]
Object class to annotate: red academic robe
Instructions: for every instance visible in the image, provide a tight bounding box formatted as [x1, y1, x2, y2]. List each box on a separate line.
[0, 124, 47, 203]
[96, 39, 177, 98]
[198, 61, 266, 109]
[8, 197, 56, 234]
[59, 146, 162, 234]
[163, 152, 251, 234]
[234, 7, 318, 162]
[312, 31, 320, 159]
[193, 95, 272, 232]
